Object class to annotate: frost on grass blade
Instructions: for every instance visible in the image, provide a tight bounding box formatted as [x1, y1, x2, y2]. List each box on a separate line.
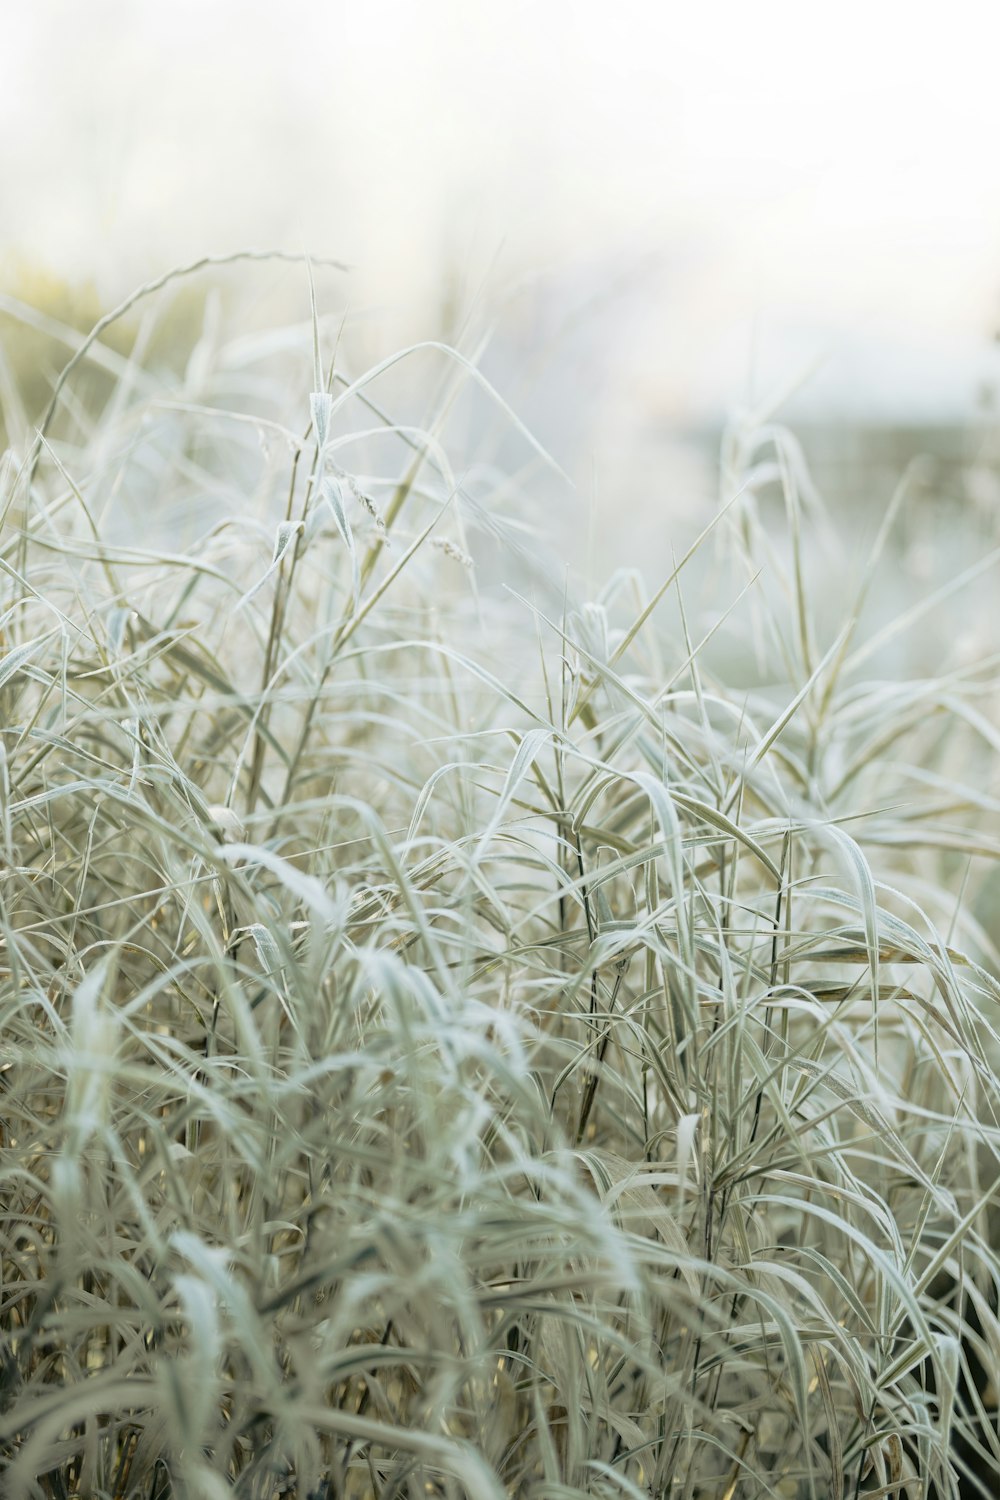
[0, 638, 41, 690]
[234, 520, 302, 611]
[310, 391, 333, 450]
[476, 728, 550, 859]
[105, 606, 133, 657]
[218, 842, 337, 923]
[321, 474, 360, 609]
[170, 1272, 223, 1452]
[61, 959, 120, 1163]
[245, 921, 284, 977]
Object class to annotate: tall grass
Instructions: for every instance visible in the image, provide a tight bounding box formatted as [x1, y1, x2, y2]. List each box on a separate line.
[2, 260, 999, 1500]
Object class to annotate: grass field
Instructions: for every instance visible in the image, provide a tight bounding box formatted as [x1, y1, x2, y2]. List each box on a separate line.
[2, 257, 1000, 1499]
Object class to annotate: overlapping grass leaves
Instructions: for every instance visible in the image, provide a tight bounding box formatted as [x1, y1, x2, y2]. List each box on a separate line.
[2, 266, 1000, 1498]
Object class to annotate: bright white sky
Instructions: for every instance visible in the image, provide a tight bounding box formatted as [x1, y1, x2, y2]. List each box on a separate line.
[3, 0, 1000, 420]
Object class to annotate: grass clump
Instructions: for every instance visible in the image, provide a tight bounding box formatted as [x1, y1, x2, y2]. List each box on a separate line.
[2, 260, 1000, 1500]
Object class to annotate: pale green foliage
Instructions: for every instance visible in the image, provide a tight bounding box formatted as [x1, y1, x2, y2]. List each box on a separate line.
[1, 261, 1000, 1500]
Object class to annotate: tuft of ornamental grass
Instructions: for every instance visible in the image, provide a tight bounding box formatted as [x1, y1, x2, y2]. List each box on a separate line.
[2, 257, 1000, 1500]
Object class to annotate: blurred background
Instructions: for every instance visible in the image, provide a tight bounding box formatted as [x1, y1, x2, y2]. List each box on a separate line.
[3, 0, 1000, 576]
